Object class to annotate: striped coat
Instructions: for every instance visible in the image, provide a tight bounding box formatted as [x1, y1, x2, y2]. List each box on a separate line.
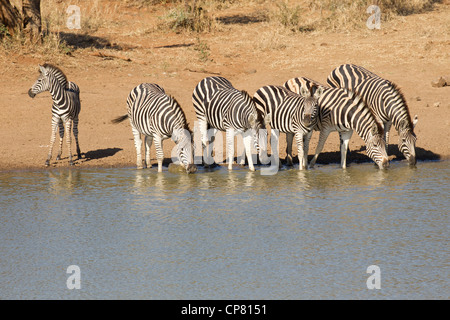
[28, 64, 81, 166]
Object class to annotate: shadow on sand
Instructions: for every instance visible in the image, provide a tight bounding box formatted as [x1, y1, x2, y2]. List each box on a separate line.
[283, 144, 441, 166]
[83, 148, 123, 162]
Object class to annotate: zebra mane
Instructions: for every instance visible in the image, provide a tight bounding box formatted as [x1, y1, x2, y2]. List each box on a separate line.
[42, 63, 68, 88]
[240, 90, 253, 101]
[390, 82, 413, 130]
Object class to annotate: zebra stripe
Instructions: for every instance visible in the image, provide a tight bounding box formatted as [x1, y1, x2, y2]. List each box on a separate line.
[327, 64, 418, 165]
[253, 84, 323, 170]
[113, 83, 196, 173]
[28, 64, 81, 166]
[192, 76, 263, 171]
[285, 77, 389, 169]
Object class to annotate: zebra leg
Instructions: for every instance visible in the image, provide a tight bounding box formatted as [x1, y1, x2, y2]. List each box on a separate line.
[304, 131, 313, 168]
[243, 130, 255, 172]
[237, 134, 246, 166]
[45, 119, 59, 167]
[226, 128, 235, 170]
[144, 135, 153, 169]
[285, 132, 294, 166]
[339, 131, 353, 169]
[73, 117, 81, 160]
[309, 129, 331, 169]
[64, 119, 74, 166]
[153, 136, 164, 173]
[206, 128, 217, 166]
[198, 119, 209, 166]
[295, 132, 306, 170]
[132, 126, 144, 169]
[56, 119, 64, 161]
[384, 121, 391, 154]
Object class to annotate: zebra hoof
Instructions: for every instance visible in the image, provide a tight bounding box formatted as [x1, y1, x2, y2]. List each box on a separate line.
[56, 155, 61, 161]
[69, 161, 74, 166]
[45, 161, 50, 167]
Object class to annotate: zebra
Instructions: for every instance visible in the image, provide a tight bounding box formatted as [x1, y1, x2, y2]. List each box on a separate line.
[327, 64, 418, 165]
[192, 76, 264, 171]
[253, 84, 324, 170]
[28, 64, 81, 166]
[284, 77, 389, 169]
[112, 83, 197, 173]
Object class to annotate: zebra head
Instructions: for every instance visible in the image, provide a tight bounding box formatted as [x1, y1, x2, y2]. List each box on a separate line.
[28, 65, 52, 98]
[398, 116, 418, 166]
[366, 123, 390, 169]
[299, 85, 323, 127]
[239, 91, 263, 156]
[173, 128, 197, 174]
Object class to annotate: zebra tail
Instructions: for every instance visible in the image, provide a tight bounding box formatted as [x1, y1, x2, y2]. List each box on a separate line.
[111, 114, 128, 124]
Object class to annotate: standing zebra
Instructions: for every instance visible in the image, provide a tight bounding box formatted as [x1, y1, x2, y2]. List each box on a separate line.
[327, 64, 418, 165]
[28, 64, 81, 166]
[253, 84, 324, 170]
[192, 76, 263, 171]
[112, 83, 197, 173]
[284, 77, 389, 169]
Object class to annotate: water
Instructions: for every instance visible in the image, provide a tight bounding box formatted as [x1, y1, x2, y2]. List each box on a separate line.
[0, 161, 448, 300]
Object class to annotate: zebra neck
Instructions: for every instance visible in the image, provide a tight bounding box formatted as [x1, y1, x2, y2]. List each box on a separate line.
[382, 90, 410, 131]
[49, 81, 68, 106]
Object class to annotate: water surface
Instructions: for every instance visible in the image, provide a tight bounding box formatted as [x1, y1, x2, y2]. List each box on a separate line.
[0, 161, 448, 299]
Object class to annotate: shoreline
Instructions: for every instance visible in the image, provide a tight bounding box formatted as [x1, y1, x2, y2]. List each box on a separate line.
[1, 152, 447, 173]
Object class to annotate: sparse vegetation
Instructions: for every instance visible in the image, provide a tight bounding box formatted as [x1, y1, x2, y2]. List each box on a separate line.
[158, 1, 215, 33]
[270, 0, 443, 32]
[194, 37, 211, 62]
[0, 0, 443, 59]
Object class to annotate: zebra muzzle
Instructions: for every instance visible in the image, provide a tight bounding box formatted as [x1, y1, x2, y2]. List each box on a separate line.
[28, 89, 36, 98]
[186, 164, 198, 174]
[303, 114, 312, 125]
[408, 155, 416, 166]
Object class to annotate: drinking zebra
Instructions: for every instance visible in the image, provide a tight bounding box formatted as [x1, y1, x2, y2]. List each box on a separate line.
[284, 77, 389, 169]
[253, 84, 324, 170]
[28, 64, 81, 166]
[327, 64, 418, 165]
[192, 76, 264, 171]
[112, 83, 197, 173]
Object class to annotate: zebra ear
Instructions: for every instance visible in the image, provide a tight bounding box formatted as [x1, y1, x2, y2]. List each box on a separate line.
[300, 86, 310, 98]
[413, 115, 418, 128]
[399, 119, 409, 131]
[249, 112, 257, 127]
[39, 65, 47, 75]
[314, 86, 324, 99]
[371, 123, 379, 136]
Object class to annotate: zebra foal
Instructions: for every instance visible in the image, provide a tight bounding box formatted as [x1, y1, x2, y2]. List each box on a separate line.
[284, 77, 389, 169]
[192, 76, 264, 171]
[112, 83, 197, 173]
[327, 64, 418, 165]
[28, 64, 81, 166]
[253, 84, 324, 170]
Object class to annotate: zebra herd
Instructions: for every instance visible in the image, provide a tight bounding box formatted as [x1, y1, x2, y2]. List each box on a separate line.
[28, 63, 418, 173]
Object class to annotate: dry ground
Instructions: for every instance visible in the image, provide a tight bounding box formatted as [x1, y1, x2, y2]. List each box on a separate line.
[0, 0, 449, 171]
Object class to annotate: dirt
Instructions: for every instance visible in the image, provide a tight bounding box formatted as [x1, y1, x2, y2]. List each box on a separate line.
[1, 1, 449, 172]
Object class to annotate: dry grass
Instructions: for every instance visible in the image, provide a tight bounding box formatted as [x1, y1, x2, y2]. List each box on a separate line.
[0, 0, 443, 60]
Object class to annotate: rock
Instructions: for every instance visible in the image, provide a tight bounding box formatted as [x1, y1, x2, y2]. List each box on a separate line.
[416, 96, 421, 101]
[168, 163, 197, 174]
[433, 102, 440, 108]
[168, 163, 187, 173]
[431, 77, 447, 88]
